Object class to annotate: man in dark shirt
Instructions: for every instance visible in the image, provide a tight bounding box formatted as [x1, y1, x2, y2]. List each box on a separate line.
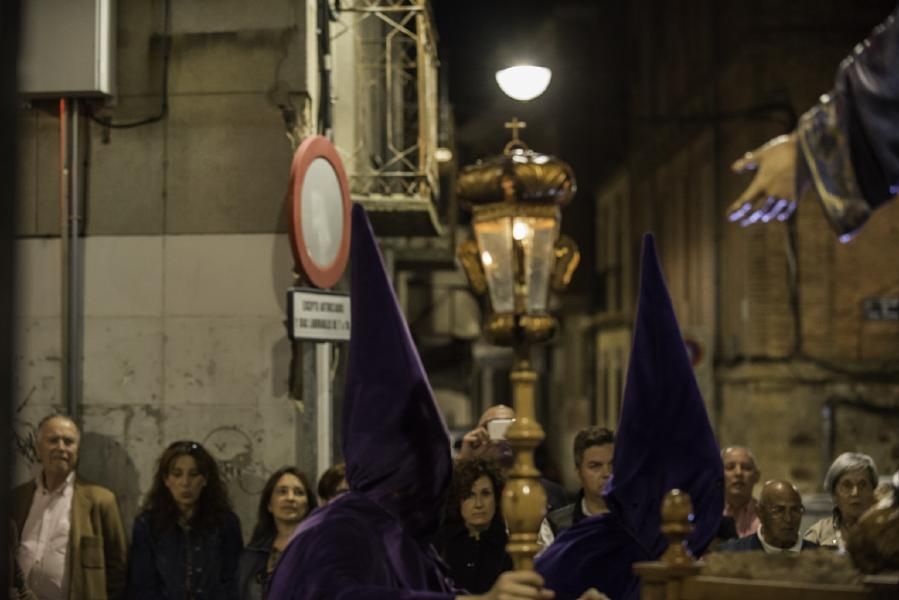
[717, 479, 819, 553]
[537, 427, 615, 551]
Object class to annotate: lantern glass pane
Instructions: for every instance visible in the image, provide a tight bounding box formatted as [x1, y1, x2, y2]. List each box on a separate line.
[512, 216, 558, 312]
[474, 217, 515, 313]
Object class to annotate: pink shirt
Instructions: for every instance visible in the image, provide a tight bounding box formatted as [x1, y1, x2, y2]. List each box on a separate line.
[17, 471, 75, 600]
[724, 496, 760, 537]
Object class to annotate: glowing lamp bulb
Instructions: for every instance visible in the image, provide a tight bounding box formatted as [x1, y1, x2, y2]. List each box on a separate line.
[496, 66, 552, 101]
[512, 220, 529, 241]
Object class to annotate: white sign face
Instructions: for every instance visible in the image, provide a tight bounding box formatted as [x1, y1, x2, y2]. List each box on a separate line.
[289, 289, 351, 342]
[301, 157, 344, 269]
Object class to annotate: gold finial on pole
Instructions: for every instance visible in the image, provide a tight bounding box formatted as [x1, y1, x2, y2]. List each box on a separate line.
[660, 489, 695, 566]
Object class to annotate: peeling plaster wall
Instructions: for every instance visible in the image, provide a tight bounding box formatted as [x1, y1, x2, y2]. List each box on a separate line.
[12, 235, 300, 539]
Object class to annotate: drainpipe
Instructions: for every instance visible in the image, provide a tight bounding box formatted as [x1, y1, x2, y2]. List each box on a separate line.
[59, 98, 84, 421]
[317, 0, 333, 136]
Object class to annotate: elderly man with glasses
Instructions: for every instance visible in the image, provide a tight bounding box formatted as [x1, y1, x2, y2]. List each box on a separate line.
[716, 480, 819, 553]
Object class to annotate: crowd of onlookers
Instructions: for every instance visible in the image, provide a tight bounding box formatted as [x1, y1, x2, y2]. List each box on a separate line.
[9, 410, 897, 600]
[442, 405, 897, 594]
[10, 414, 349, 600]
[715, 446, 886, 554]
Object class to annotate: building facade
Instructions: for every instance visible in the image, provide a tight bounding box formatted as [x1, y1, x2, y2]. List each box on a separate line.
[588, 0, 899, 492]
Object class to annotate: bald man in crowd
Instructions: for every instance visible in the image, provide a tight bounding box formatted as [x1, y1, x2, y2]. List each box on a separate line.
[717, 479, 819, 553]
[722, 446, 761, 537]
[12, 414, 128, 600]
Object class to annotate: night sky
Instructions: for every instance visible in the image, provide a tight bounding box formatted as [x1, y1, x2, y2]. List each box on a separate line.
[433, 0, 626, 167]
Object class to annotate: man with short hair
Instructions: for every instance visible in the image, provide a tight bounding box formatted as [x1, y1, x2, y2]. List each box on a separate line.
[717, 479, 819, 553]
[721, 446, 762, 538]
[13, 414, 128, 600]
[538, 427, 615, 550]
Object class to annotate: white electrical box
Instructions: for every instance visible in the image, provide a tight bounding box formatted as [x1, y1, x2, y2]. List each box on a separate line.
[19, 0, 115, 97]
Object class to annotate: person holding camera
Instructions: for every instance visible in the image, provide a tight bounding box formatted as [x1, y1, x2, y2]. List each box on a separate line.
[458, 405, 569, 514]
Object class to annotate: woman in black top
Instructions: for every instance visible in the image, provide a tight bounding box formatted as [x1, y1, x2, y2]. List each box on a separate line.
[437, 458, 513, 594]
[238, 467, 317, 600]
[127, 441, 243, 600]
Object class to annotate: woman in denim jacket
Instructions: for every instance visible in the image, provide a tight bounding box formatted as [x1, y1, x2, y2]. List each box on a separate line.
[127, 441, 243, 600]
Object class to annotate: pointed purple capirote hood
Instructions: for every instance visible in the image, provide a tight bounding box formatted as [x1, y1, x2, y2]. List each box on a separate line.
[536, 234, 723, 600]
[342, 203, 452, 539]
[603, 233, 723, 554]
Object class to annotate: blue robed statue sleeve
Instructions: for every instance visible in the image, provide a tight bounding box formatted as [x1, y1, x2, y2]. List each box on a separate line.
[797, 5, 899, 237]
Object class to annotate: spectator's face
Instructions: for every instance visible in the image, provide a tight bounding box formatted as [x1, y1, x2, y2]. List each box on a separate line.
[834, 468, 875, 524]
[723, 447, 759, 505]
[577, 443, 614, 501]
[759, 483, 804, 548]
[460, 475, 495, 534]
[269, 473, 310, 524]
[36, 417, 80, 481]
[164, 454, 207, 514]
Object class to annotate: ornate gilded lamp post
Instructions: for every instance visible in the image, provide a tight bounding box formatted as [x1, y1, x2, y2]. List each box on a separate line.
[457, 120, 579, 569]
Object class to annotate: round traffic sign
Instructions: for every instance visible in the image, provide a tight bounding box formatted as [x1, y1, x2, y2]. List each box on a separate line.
[288, 135, 352, 289]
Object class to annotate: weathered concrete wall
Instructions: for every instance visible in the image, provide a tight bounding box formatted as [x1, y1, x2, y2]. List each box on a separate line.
[717, 365, 899, 493]
[13, 0, 315, 539]
[18, 0, 310, 237]
[12, 234, 302, 538]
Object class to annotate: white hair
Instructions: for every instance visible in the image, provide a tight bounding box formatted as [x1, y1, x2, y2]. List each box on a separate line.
[823, 452, 877, 494]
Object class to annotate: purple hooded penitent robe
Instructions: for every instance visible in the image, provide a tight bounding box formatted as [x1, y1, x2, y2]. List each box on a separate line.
[267, 205, 459, 600]
[535, 234, 724, 600]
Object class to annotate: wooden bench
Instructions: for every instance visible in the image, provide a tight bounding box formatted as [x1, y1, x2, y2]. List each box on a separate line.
[633, 490, 898, 600]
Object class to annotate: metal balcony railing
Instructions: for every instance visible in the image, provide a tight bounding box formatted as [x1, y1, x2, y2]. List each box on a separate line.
[333, 0, 441, 236]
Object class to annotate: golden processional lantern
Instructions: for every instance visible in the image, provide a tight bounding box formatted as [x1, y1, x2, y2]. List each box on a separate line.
[456, 119, 580, 569]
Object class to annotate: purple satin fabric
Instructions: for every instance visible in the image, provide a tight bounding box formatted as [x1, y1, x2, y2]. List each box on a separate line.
[536, 234, 723, 600]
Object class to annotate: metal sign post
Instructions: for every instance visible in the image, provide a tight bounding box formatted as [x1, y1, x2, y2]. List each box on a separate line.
[315, 342, 332, 479]
[286, 135, 352, 478]
[287, 287, 351, 475]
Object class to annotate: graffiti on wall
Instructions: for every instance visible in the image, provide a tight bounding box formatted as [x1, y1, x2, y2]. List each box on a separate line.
[13, 387, 39, 469]
[203, 425, 269, 495]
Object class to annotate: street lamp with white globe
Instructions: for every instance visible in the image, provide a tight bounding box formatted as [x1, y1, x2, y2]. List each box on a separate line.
[495, 65, 552, 101]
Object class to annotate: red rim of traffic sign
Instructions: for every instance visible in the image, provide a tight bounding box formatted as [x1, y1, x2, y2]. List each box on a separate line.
[287, 135, 352, 289]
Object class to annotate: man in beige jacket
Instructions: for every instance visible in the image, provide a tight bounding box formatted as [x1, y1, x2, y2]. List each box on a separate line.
[12, 414, 127, 600]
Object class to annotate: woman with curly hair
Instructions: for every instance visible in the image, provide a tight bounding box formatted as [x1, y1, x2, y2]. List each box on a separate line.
[238, 467, 316, 600]
[126, 441, 243, 600]
[436, 458, 513, 594]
